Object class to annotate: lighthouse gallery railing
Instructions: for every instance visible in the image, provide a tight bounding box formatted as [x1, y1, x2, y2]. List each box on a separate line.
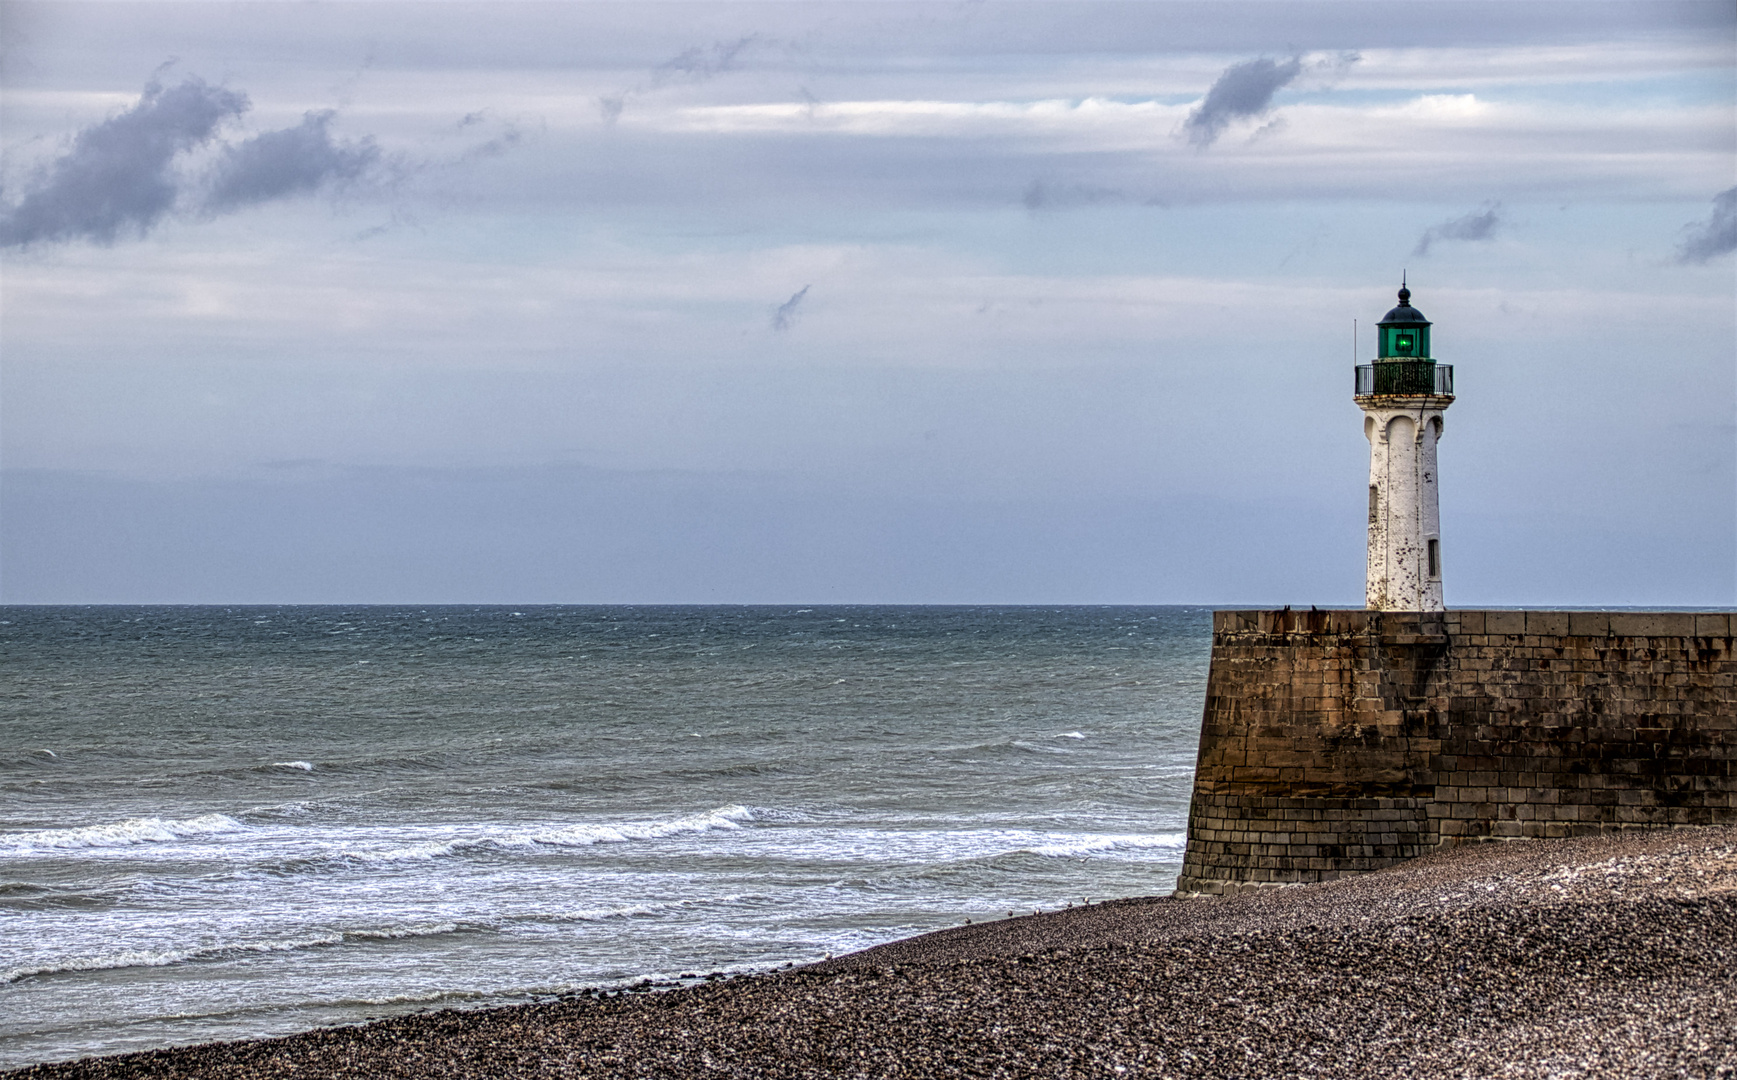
[1355, 362, 1453, 396]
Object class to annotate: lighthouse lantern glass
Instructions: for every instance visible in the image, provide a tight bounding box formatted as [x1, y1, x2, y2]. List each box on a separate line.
[1378, 324, 1430, 359]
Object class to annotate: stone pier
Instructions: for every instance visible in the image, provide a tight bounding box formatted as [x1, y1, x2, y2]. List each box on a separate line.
[1176, 609, 1737, 895]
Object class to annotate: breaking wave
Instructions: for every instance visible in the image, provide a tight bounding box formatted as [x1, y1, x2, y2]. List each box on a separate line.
[345, 805, 757, 865]
[0, 814, 245, 854]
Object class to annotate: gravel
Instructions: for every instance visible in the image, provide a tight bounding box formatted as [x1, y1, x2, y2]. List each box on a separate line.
[11, 826, 1735, 1079]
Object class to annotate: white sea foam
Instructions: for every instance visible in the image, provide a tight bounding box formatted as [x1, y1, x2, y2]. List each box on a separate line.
[532, 804, 754, 846]
[246, 801, 312, 818]
[1022, 833, 1187, 858]
[522, 894, 757, 926]
[2, 923, 464, 984]
[271, 761, 315, 771]
[1009, 739, 1071, 755]
[1055, 731, 1087, 739]
[0, 814, 245, 854]
[348, 805, 757, 865]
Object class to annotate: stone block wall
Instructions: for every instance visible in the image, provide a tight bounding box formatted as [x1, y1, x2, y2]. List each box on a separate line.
[1176, 610, 1736, 895]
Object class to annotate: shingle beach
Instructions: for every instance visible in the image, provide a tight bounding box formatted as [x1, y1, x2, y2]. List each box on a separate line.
[12, 827, 1735, 1079]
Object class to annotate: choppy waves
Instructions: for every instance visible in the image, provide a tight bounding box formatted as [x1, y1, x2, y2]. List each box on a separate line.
[341, 805, 757, 865]
[1, 805, 764, 873]
[0, 814, 245, 853]
[0, 604, 1209, 1069]
[4, 922, 470, 985]
[1021, 833, 1186, 858]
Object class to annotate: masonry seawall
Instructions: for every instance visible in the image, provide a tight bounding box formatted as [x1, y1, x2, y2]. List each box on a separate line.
[1176, 609, 1736, 896]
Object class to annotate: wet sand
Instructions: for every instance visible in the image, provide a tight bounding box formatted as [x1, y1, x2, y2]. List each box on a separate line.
[11, 826, 1735, 1079]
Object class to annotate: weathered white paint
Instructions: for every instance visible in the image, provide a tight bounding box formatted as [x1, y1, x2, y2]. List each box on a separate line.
[1358, 395, 1451, 611]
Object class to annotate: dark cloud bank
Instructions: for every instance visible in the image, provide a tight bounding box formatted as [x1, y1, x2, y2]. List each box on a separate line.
[1, 73, 379, 248]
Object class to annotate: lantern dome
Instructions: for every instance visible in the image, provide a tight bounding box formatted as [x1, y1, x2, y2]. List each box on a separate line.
[1378, 284, 1430, 327]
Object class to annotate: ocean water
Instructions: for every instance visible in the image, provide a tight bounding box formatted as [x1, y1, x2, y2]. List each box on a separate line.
[0, 606, 1209, 1068]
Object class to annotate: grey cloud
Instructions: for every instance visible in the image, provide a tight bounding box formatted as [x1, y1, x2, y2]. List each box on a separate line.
[1, 71, 400, 247]
[0, 75, 247, 247]
[457, 126, 526, 164]
[772, 284, 810, 331]
[1247, 117, 1287, 142]
[1183, 55, 1302, 147]
[1676, 187, 1737, 264]
[1414, 203, 1503, 256]
[600, 36, 761, 123]
[652, 36, 757, 86]
[204, 111, 379, 212]
[1314, 50, 1362, 80]
[444, 110, 533, 164]
[1022, 179, 1130, 211]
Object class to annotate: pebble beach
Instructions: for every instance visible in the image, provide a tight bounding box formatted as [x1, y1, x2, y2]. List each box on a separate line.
[12, 826, 1735, 1079]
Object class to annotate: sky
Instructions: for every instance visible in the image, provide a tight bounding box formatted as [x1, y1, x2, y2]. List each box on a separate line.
[1, 0, 1733, 605]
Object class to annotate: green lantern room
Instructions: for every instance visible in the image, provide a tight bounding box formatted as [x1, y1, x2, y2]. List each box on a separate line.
[1377, 284, 1431, 358]
[1356, 281, 1453, 398]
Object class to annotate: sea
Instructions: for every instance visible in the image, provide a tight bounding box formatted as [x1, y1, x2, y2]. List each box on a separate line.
[0, 605, 1210, 1069]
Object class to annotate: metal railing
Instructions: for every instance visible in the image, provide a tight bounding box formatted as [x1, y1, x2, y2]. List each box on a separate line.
[1355, 362, 1453, 396]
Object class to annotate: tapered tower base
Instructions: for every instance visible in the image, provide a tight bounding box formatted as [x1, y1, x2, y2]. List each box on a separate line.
[1359, 395, 1450, 611]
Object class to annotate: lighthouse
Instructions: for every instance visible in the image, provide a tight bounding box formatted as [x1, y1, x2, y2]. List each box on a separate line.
[1357, 281, 1454, 611]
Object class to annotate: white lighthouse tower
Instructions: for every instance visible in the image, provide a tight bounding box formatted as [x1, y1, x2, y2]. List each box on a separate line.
[1357, 281, 1454, 611]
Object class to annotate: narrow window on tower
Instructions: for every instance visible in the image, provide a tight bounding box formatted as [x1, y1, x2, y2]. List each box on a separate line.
[1427, 538, 1440, 579]
[1369, 485, 1380, 525]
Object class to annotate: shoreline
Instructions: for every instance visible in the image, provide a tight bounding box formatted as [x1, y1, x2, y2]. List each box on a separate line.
[11, 826, 1735, 1078]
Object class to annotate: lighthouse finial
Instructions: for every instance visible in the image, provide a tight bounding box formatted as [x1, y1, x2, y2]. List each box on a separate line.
[1398, 271, 1410, 306]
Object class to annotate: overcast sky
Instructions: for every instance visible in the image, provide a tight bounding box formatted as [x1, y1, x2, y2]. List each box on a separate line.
[1, 0, 1732, 605]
